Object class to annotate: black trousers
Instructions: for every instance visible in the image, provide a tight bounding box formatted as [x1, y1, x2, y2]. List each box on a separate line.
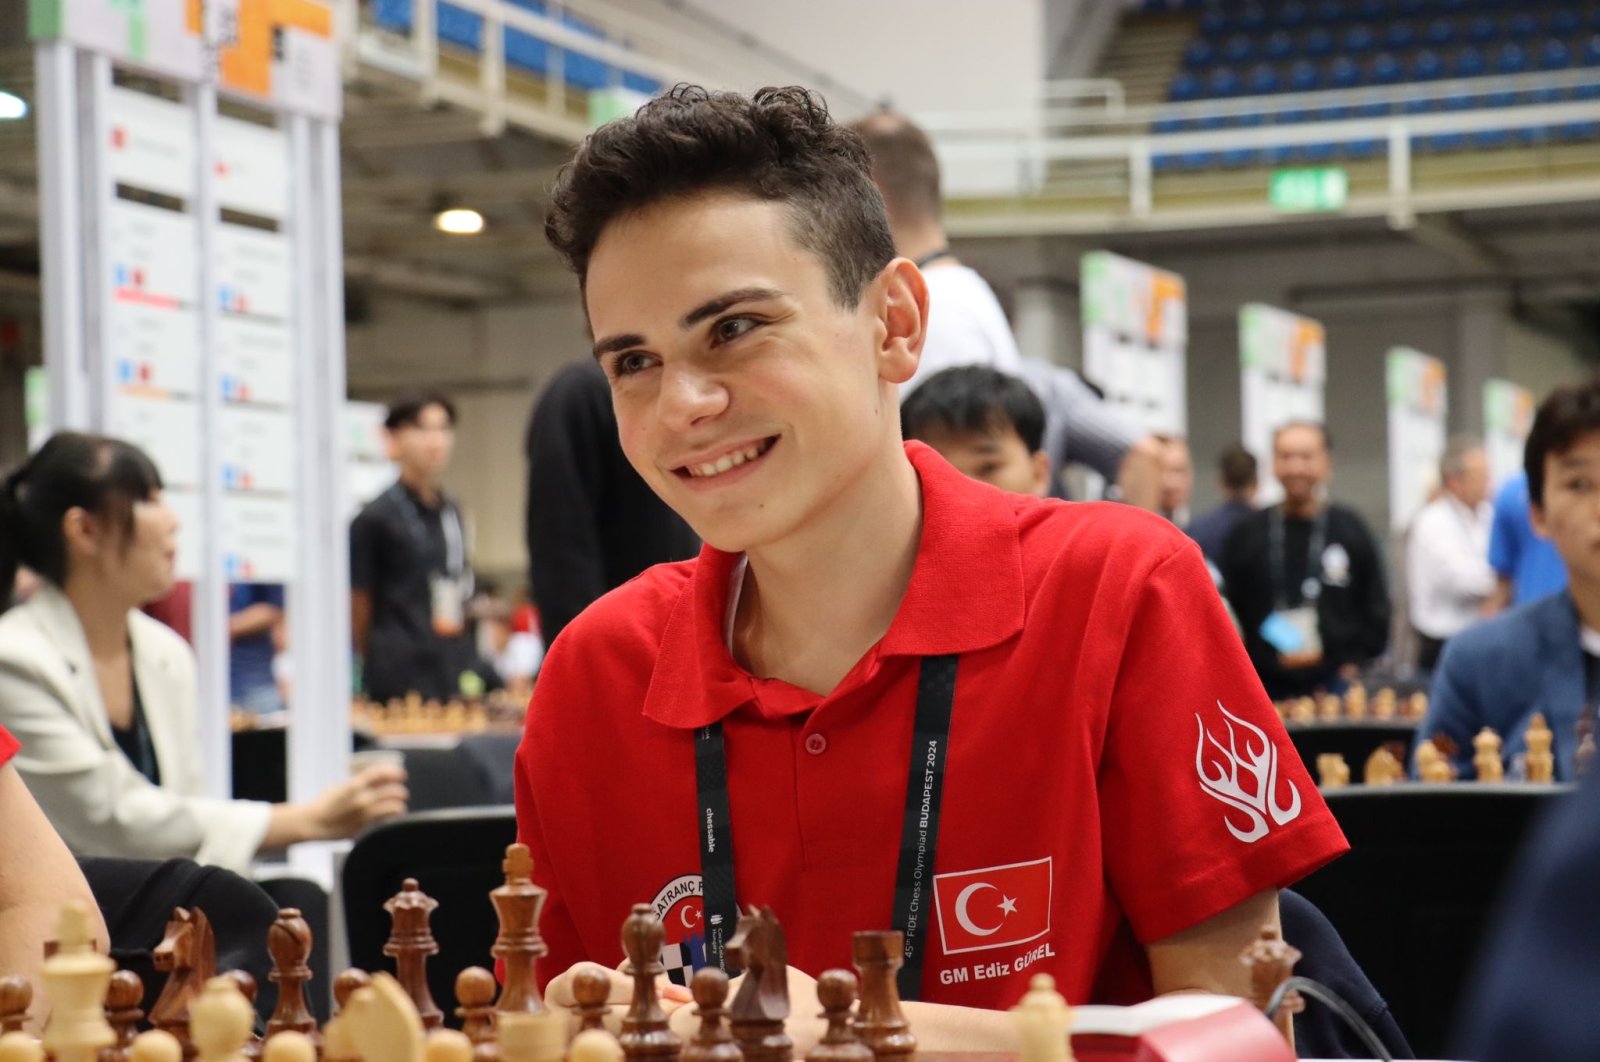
[79, 858, 332, 1024]
[1415, 631, 1446, 673]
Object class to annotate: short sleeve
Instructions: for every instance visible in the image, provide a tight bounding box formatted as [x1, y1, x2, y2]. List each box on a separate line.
[1097, 542, 1348, 943]
[0, 724, 17, 768]
[1488, 487, 1519, 578]
[349, 506, 381, 593]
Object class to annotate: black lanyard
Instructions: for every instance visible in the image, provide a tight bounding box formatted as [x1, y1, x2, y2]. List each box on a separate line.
[1268, 505, 1328, 611]
[694, 654, 959, 1001]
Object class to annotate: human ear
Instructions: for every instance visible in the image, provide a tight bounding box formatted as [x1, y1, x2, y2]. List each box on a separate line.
[1530, 500, 1549, 539]
[60, 507, 99, 560]
[874, 258, 928, 386]
[1030, 450, 1052, 498]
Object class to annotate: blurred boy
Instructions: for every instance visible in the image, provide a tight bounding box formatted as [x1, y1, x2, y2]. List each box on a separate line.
[900, 365, 1050, 497]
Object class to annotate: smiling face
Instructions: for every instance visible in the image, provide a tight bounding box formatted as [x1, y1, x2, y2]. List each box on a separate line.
[1532, 430, 1600, 588]
[585, 192, 925, 553]
[1273, 424, 1331, 510]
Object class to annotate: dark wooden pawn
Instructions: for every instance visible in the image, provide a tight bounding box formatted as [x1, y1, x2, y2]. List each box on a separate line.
[384, 879, 445, 1029]
[681, 967, 740, 1062]
[455, 967, 498, 1046]
[221, 970, 263, 1061]
[850, 932, 915, 1060]
[571, 966, 614, 1033]
[266, 909, 318, 1047]
[0, 976, 31, 1035]
[618, 904, 681, 1062]
[100, 969, 145, 1062]
[807, 971, 872, 1062]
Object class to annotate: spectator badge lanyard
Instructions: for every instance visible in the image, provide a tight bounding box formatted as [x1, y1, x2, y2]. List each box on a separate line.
[694, 653, 960, 1002]
[1268, 505, 1329, 609]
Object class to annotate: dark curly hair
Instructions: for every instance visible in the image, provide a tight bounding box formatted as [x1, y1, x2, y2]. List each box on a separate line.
[545, 85, 897, 308]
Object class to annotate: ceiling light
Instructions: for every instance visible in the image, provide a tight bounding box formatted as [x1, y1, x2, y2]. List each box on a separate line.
[434, 208, 484, 235]
[0, 92, 26, 121]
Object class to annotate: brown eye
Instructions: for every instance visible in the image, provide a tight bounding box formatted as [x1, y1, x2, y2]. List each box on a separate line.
[713, 316, 757, 343]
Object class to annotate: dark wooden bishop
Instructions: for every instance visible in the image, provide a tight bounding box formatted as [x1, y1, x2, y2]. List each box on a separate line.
[727, 907, 792, 1062]
[619, 904, 682, 1062]
[150, 906, 217, 1060]
[490, 844, 547, 1016]
[807, 971, 872, 1062]
[385, 878, 445, 1030]
[0, 975, 31, 1035]
[681, 967, 741, 1062]
[850, 932, 916, 1060]
[267, 909, 319, 1046]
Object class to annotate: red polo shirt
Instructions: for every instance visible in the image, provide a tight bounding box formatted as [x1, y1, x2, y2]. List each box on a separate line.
[515, 442, 1346, 1007]
[0, 723, 15, 768]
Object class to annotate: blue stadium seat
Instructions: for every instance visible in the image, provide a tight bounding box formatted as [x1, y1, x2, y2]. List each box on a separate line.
[1411, 49, 1445, 80]
[1585, 36, 1600, 68]
[1496, 42, 1529, 75]
[1304, 26, 1335, 57]
[1329, 55, 1362, 88]
[1170, 71, 1202, 101]
[1371, 52, 1404, 84]
[1239, 5, 1269, 33]
[1422, 17, 1456, 47]
[1152, 116, 1188, 135]
[1346, 137, 1385, 158]
[1184, 38, 1216, 68]
[1436, 0, 1467, 14]
[1344, 24, 1377, 54]
[1505, 13, 1538, 41]
[1466, 15, 1498, 43]
[1396, 0, 1426, 17]
[1248, 63, 1283, 94]
[1312, 0, 1347, 25]
[1303, 140, 1337, 162]
[1451, 47, 1487, 78]
[1277, 1, 1310, 29]
[1200, 9, 1231, 36]
[1223, 34, 1255, 64]
[1208, 66, 1243, 97]
[1476, 0, 1508, 12]
[1402, 96, 1434, 115]
[1524, 85, 1566, 105]
[1265, 30, 1296, 61]
[1355, 0, 1386, 20]
[1550, 10, 1582, 37]
[1289, 59, 1323, 92]
[1539, 39, 1571, 71]
[1384, 21, 1417, 51]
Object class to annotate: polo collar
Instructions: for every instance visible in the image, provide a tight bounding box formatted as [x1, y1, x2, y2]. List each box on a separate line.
[641, 441, 1026, 729]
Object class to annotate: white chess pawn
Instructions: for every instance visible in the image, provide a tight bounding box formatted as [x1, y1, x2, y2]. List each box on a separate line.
[40, 903, 115, 1062]
[190, 976, 254, 1062]
[497, 1012, 568, 1062]
[262, 1030, 317, 1062]
[0, 1031, 44, 1062]
[1011, 973, 1074, 1062]
[569, 1028, 624, 1062]
[129, 1029, 183, 1062]
[424, 1028, 474, 1062]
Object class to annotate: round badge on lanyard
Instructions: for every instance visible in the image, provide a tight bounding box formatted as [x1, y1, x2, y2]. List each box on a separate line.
[1302, 577, 1322, 601]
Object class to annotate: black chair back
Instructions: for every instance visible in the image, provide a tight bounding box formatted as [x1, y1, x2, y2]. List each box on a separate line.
[1293, 784, 1566, 1059]
[341, 808, 518, 1021]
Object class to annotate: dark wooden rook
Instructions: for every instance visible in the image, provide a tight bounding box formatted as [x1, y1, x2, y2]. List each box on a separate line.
[851, 931, 916, 1060]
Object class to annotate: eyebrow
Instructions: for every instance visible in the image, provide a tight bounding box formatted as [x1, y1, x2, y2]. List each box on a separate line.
[591, 287, 787, 360]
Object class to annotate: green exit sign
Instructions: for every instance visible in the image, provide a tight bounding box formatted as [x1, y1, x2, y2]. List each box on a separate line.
[1269, 167, 1349, 212]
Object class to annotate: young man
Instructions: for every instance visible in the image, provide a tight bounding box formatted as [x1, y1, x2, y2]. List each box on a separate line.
[1406, 436, 1495, 673]
[1220, 422, 1391, 700]
[1419, 377, 1600, 780]
[350, 393, 483, 702]
[517, 86, 1345, 1047]
[900, 365, 1050, 497]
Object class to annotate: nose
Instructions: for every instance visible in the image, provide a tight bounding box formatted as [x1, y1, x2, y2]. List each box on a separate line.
[656, 363, 729, 431]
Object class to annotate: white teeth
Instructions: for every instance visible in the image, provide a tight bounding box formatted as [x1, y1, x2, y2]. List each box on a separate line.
[687, 440, 770, 479]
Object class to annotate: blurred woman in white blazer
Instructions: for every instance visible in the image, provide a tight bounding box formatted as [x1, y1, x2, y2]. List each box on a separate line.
[0, 432, 407, 874]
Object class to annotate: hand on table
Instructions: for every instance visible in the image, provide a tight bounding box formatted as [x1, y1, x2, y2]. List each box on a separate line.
[543, 961, 695, 1034]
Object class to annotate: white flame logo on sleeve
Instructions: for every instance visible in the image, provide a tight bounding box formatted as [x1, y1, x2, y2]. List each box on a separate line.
[1194, 702, 1302, 843]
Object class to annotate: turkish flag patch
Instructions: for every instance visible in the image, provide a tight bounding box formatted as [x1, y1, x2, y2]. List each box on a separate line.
[933, 857, 1052, 955]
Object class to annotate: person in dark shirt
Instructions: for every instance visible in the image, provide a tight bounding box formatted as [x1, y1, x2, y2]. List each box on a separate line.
[350, 393, 486, 701]
[1221, 422, 1391, 699]
[524, 359, 699, 644]
[1187, 443, 1257, 563]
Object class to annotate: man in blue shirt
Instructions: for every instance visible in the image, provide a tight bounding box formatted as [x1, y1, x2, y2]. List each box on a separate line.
[1488, 469, 1567, 608]
[1187, 444, 1257, 563]
[229, 582, 284, 714]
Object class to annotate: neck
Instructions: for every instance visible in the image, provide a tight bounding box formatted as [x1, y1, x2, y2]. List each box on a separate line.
[59, 574, 135, 659]
[1225, 490, 1254, 505]
[400, 469, 441, 506]
[733, 435, 923, 696]
[1572, 576, 1600, 635]
[1282, 495, 1320, 519]
[895, 222, 953, 268]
